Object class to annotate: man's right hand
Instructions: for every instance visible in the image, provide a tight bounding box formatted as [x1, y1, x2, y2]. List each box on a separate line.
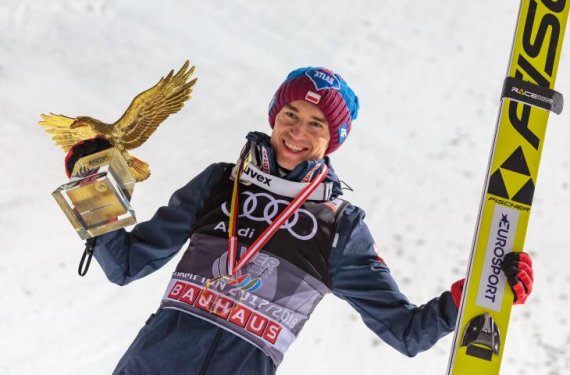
[65, 137, 113, 177]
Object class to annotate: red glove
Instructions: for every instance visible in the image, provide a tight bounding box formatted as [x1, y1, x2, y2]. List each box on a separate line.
[502, 251, 533, 305]
[65, 137, 112, 178]
[450, 251, 533, 308]
[451, 278, 465, 309]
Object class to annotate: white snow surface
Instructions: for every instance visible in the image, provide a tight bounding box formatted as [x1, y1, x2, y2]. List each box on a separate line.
[1, 0, 570, 374]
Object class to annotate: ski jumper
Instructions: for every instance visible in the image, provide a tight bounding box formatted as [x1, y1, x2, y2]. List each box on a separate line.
[92, 133, 458, 374]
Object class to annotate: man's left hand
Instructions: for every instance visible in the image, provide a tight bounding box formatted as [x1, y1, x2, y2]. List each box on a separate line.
[501, 251, 533, 305]
[451, 251, 534, 308]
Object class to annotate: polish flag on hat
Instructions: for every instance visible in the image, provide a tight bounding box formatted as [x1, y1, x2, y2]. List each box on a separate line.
[305, 90, 321, 104]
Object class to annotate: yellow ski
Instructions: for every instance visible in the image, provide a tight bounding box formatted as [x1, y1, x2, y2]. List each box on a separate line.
[447, 1, 569, 374]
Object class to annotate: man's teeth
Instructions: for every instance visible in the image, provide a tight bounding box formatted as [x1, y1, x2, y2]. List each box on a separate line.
[285, 141, 305, 152]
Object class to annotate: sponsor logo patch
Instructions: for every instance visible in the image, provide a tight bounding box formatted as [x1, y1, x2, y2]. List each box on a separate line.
[338, 123, 349, 143]
[305, 68, 341, 91]
[487, 146, 534, 206]
[261, 147, 271, 174]
[243, 166, 272, 186]
[476, 205, 520, 311]
[220, 191, 318, 241]
[166, 281, 283, 345]
[323, 198, 343, 213]
[228, 273, 262, 292]
[302, 163, 322, 183]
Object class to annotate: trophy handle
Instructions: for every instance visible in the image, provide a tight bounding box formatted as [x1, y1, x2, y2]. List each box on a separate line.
[78, 238, 96, 276]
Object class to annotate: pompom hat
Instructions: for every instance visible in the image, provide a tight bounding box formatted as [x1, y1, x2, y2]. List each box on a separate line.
[268, 67, 359, 154]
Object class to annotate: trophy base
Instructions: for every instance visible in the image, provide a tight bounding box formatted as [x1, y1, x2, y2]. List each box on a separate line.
[53, 149, 137, 240]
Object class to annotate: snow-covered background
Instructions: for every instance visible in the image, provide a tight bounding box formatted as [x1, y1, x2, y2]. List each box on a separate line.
[1, 0, 569, 373]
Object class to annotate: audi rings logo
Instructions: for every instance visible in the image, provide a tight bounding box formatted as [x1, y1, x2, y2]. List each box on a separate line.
[221, 191, 317, 241]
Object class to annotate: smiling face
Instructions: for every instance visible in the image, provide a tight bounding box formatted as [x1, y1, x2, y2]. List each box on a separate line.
[270, 100, 330, 170]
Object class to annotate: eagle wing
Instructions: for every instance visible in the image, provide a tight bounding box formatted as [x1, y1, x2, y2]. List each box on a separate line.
[38, 113, 100, 152]
[115, 60, 197, 150]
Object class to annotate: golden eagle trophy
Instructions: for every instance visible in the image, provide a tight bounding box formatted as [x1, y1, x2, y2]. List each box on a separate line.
[40, 61, 197, 240]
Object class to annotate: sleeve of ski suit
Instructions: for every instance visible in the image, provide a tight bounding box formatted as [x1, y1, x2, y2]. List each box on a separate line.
[329, 204, 458, 357]
[93, 163, 229, 286]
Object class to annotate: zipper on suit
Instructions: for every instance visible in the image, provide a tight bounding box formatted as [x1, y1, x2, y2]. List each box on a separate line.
[199, 328, 223, 375]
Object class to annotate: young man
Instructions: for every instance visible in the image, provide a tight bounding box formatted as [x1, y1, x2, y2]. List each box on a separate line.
[69, 67, 533, 374]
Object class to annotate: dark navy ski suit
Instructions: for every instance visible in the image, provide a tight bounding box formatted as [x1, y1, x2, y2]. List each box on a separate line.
[92, 133, 458, 374]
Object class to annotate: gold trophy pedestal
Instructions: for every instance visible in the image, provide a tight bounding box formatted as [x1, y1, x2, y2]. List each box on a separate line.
[52, 148, 137, 240]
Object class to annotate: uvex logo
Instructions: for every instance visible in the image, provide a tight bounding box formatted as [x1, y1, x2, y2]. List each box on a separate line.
[244, 166, 272, 186]
[510, 0, 565, 150]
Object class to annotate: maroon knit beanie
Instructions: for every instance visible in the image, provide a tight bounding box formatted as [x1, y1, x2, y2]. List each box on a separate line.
[268, 67, 359, 154]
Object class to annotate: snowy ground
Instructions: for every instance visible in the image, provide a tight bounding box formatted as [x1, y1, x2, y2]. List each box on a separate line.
[1, 0, 569, 374]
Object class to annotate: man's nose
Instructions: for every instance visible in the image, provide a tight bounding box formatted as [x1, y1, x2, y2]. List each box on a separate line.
[289, 121, 306, 137]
